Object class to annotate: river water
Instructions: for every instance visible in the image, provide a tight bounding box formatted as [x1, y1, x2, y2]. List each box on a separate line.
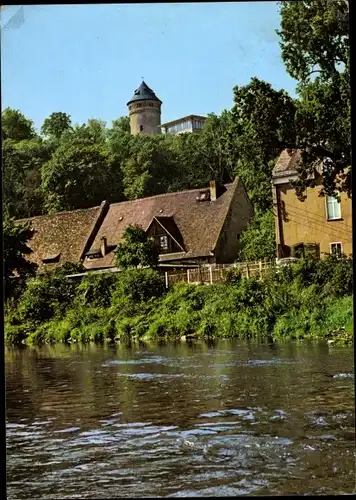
[5, 340, 355, 498]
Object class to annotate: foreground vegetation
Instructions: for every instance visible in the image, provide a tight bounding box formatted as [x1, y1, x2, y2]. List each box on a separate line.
[5, 256, 353, 347]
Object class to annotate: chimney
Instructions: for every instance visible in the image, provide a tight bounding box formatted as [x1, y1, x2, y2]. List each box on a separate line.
[209, 180, 217, 201]
[100, 236, 107, 257]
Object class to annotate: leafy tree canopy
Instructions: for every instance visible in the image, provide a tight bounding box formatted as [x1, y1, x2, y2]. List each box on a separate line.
[237, 211, 276, 262]
[41, 112, 72, 140]
[3, 216, 38, 300]
[115, 224, 159, 269]
[277, 0, 350, 198]
[40, 137, 116, 213]
[121, 135, 181, 200]
[231, 78, 296, 211]
[3, 140, 45, 219]
[277, 0, 349, 83]
[2, 107, 37, 141]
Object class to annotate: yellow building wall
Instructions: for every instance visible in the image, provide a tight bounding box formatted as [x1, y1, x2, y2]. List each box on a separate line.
[276, 182, 352, 256]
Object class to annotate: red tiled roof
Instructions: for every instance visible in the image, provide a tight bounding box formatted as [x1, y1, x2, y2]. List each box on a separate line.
[15, 207, 100, 272]
[84, 178, 242, 269]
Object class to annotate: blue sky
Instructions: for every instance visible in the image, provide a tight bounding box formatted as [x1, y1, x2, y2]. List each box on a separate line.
[1, 2, 297, 133]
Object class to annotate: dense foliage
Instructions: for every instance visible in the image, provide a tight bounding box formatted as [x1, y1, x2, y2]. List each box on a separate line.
[1, 1, 350, 277]
[115, 224, 159, 269]
[237, 211, 276, 262]
[4, 256, 353, 347]
[277, 0, 350, 198]
[3, 217, 38, 300]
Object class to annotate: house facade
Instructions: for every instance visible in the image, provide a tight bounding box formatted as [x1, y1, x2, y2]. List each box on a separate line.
[272, 149, 352, 259]
[160, 115, 206, 135]
[17, 178, 253, 273]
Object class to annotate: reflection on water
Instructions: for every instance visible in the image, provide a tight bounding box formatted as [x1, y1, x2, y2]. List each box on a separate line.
[5, 340, 355, 498]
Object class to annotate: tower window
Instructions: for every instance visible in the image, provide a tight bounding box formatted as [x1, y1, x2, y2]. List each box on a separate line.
[140, 125, 144, 132]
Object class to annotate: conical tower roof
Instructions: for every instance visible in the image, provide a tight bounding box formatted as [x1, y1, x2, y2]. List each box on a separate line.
[127, 81, 162, 105]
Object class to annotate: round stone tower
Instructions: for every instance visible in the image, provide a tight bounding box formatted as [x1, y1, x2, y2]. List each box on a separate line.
[127, 81, 162, 135]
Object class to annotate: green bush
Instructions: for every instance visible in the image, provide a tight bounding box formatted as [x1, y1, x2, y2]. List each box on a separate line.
[18, 276, 59, 324]
[76, 272, 117, 308]
[321, 295, 353, 338]
[5, 256, 354, 346]
[115, 314, 149, 340]
[5, 322, 30, 344]
[112, 268, 166, 303]
[18, 269, 80, 324]
[225, 267, 243, 285]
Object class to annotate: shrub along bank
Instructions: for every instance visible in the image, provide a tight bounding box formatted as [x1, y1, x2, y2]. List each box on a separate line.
[4, 256, 353, 346]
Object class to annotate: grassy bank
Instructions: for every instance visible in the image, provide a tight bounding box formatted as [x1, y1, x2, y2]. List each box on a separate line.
[4, 256, 353, 346]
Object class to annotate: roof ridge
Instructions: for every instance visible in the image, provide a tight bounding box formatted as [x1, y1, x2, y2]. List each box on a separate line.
[15, 181, 236, 222]
[108, 183, 234, 209]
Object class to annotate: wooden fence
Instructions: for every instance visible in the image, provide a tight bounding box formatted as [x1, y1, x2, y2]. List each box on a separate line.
[163, 260, 275, 288]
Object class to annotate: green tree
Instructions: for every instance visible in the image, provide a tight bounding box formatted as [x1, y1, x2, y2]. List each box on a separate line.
[1, 107, 36, 141]
[3, 217, 38, 299]
[115, 224, 159, 269]
[277, 0, 349, 83]
[112, 268, 165, 304]
[2, 109, 50, 219]
[41, 112, 72, 140]
[40, 129, 122, 213]
[87, 119, 107, 143]
[3, 138, 49, 218]
[121, 135, 181, 200]
[277, 0, 350, 197]
[231, 77, 297, 211]
[198, 111, 237, 184]
[165, 132, 209, 189]
[237, 211, 276, 262]
[18, 271, 79, 324]
[108, 116, 131, 136]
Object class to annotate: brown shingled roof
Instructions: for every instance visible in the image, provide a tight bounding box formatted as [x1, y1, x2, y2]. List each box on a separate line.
[15, 206, 101, 272]
[84, 178, 242, 270]
[273, 149, 301, 176]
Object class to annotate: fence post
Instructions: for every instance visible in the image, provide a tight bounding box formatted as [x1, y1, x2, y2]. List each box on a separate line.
[209, 265, 213, 285]
[259, 260, 262, 278]
[246, 263, 250, 278]
[187, 269, 190, 283]
[165, 271, 169, 289]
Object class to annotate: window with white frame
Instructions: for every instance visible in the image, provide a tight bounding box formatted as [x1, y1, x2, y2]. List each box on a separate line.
[326, 196, 341, 220]
[330, 242, 342, 257]
[159, 235, 168, 251]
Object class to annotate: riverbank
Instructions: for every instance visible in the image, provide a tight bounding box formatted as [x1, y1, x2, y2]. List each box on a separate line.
[5, 256, 353, 346]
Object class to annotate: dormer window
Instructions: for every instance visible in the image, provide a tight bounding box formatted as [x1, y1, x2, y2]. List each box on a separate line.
[146, 215, 185, 255]
[159, 235, 168, 251]
[42, 253, 61, 264]
[196, 190, 210, 202]
[85, 249, 102, 260]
